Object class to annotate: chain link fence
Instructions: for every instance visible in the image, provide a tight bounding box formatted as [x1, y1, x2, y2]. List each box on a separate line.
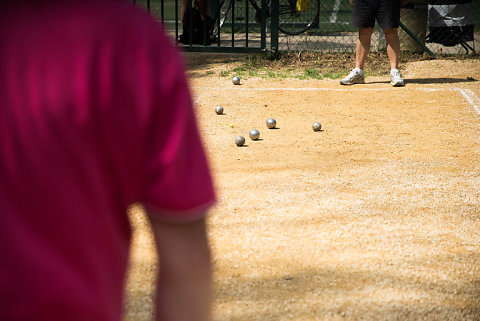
[135, 0, 479, 55]
[271, 0, 479, 54]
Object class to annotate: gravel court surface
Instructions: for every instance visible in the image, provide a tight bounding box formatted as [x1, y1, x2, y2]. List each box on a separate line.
[125, 59, 480, 321]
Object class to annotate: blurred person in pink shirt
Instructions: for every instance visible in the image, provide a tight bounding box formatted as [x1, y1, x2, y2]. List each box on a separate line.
[0, 1, 216, 321]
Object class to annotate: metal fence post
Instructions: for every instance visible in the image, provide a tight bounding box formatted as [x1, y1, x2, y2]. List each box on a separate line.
[245, 0, 249, 47]
[261, 0, 267, 50]
[175, 0, 179, 44]
[270, 0, 279, 52]
[399, 21, 436, 58]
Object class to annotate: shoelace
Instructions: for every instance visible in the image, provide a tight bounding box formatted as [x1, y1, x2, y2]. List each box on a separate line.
[349, 70, 361, 78]
[391, 71, 401, 78]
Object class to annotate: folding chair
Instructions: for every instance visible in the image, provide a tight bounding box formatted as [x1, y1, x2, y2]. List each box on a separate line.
[426, 0, 475, 53]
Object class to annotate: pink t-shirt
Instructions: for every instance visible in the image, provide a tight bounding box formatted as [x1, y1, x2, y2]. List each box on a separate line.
[0, 1, 215, 320]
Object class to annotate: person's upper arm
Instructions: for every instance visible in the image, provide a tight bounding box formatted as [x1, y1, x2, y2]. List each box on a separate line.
[137, 24, 215, 222]
[103, 8, 215, 221]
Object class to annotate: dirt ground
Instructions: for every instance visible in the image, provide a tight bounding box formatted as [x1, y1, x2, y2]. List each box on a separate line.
[124, 56, 480, 321]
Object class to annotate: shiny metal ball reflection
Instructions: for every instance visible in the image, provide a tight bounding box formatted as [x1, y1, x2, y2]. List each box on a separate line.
[249, 129, 260, 140]
[215, 106, 224, 115]
[232, 76, 241, 85]
[312, 122, 322, 132]
[266, 118, 276, 129]
[235, 136, 245, 147]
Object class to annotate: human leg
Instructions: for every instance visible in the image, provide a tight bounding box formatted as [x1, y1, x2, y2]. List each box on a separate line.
[340, 27, 373, 85]
[383, 28, 400, 70]
[384, 29, 404, 86]
[340, 0, 375, 85]
[377, 0, 404, 86]
[356, 27, 374, 70]
[340, 28, 372, 85]
[179, 0, 214, 45]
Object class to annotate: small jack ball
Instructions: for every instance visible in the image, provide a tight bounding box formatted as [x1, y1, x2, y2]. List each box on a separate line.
[266, 118, 276, 129]
[249, 129, 260, 140]
[235, 136, 245, 147]
[215, 106, 224, 115]
[232, 76, 241, 85]
[312, 122, 322, 131]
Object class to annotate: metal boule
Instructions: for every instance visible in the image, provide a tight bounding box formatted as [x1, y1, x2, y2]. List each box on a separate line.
[215, 106, 224, 115]
[235, 136, 245, 147]
[249, 129, 260, 140]
[266, 118, 276, 129]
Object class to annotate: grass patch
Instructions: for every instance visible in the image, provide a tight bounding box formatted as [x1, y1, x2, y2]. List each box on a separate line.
[322, 71, 346, 79]
[186, 51, 472, 80]
[231, 67, 247, 78]
[220, 70, 231, 77]
[303, 68, 322, 79]
[244, 55, 262, 69]
[266, 70, 277, 78]
[233, 67, 247, 73]
[217, 51, 416, 80]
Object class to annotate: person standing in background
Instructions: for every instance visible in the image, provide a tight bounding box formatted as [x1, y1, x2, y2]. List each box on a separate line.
[340, 0, 408, 87]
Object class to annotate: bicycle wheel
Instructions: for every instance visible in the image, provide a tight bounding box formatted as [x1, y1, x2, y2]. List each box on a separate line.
[212, 0, 233, 37]
[277, 0, 319, 35]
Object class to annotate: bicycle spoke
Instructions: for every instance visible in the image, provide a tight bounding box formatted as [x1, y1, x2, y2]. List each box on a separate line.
[277, 0, 319, 35]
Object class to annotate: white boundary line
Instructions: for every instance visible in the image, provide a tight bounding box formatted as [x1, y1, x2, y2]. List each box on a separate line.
[203, 87, 391, 91]
[199, 86, 480, 116]
[455, 88, 480, 116]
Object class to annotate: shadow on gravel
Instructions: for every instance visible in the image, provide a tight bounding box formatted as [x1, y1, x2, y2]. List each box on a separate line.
[182, 52, 248, 71]
[215, 258, 480, 321]
[405, 77, 478, 84]
[366, 78, 477, 85]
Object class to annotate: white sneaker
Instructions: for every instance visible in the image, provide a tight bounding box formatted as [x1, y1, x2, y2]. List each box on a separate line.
[390, 69, 405, 87]
[340, 68, 365, 85]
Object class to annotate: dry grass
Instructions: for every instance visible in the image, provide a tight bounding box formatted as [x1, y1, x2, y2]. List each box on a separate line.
[184, 51, 479, 80]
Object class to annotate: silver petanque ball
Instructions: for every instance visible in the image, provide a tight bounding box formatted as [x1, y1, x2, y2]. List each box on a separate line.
[312, 122, 322, 132]
[266, 118, 276, 129]
[249, 129, 260, 140]
[215, 106, 224, 115]
[235, 136, 245, 147]
[232, 76, 241, 85]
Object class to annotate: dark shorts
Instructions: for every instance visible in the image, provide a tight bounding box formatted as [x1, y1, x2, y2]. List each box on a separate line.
[353, 0, 401, 29]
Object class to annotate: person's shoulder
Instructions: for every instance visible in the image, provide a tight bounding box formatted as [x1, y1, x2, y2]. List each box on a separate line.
[82, 0, 175, 54]
[88, 0, 159, 32]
